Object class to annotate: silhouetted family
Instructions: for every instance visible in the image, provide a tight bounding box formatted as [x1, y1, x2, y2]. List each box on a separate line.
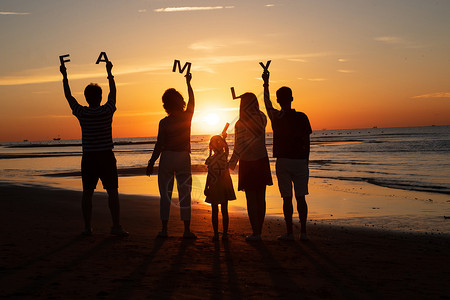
[60, 60, 311, 242]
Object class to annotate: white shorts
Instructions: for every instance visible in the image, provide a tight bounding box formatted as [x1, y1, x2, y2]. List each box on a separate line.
[275, 158, 309, 198]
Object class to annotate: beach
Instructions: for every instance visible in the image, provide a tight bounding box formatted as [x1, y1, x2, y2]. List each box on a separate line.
[1, 182, 450, 299]
[1, 126, 450, 298]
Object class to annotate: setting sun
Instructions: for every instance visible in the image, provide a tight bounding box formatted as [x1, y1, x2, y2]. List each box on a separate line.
[204, 113, 220, 126]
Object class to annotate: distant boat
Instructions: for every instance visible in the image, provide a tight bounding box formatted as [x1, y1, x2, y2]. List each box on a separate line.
[373, 126, 378, 128]
[53, 137, 61, 141]
[23, 139, 28, 142]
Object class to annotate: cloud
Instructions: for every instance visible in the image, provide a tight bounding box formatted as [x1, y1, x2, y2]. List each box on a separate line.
[30, 111, 166, 119]
[28, 114, 72, 119]
[197, 107, 239, 113]
[189, 39, 252, 52]
[0, 11, 30, 15]
[412, 92, 450, 99]
[189, 41, 225, 52]
[288, 58, 307, 63]
[374, 36, 425, 49]
[265, 4, 275, 7]
[194, 87, 218, 93]
[116, 111, 165, 118]
[137, 9, 147, 13]
[374, 36, 406, 45]
[338, 58, 348, 62]
[298, 78, 327, 82]
[0, 63, 169, 86]
[154, 6, 234, 13]
[337, 69, 356, 73]
[0, 52, 338, 86]
[31, 91, 52, 94]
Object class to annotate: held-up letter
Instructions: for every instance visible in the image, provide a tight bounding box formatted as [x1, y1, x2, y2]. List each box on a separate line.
[259, 60, 271, 72]
[172, 60, 192, 74]
[95, 52, 109, 64]
[59, 54, 70, 66]
[222, 123, 230, 136]
[230, 87, 240, 100]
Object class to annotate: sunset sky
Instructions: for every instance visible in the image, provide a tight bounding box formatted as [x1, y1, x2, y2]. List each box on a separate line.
[1, 0, 449, 142]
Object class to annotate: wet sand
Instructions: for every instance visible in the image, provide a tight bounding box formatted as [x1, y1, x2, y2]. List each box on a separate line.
[1, 182, 449, 299]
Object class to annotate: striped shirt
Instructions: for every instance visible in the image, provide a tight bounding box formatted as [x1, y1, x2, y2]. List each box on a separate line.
[71, 99, 116, 152]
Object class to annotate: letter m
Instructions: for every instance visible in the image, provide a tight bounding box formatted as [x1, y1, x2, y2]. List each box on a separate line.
[172, 60, 191, 74]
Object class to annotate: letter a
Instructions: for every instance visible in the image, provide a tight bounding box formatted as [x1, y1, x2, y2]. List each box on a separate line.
[172, 60, 192, 74]
[59, 54, 70, 66]
[96, 52, 109, 64]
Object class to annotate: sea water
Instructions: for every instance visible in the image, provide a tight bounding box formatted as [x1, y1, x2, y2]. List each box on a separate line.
[1, 126, 449, 233]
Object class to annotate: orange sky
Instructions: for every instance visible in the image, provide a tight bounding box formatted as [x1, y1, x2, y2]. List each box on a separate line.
[1, 1, 449, 142]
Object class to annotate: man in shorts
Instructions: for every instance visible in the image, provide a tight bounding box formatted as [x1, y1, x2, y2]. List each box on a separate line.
[60, 60, 128, 237]
[262, 71, 312, 241]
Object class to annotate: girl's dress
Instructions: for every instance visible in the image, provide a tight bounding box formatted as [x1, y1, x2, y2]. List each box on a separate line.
[205, 151, 236, 204]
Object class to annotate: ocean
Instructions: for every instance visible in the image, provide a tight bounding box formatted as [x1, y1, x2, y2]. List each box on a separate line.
[1, 126, 449, 233]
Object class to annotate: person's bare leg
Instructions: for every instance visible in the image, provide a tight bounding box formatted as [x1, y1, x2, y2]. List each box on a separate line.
[256, 186, 266, 235]
[107, 188, 120, 228]
[211, 204, 219, 239]
[183, 220, 197, 239]
[283, 196, 294, 235]
[297, 195, 308, 240]
[161, 220, 168, 234]
[82, 189, 94, 233]
[245, 190, 259, 235]
[108, 188, 128, 236]
[221, 202, 229, 237]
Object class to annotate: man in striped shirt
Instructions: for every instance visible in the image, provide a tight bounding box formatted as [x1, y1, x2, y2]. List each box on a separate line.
[60, 60, 128, 237]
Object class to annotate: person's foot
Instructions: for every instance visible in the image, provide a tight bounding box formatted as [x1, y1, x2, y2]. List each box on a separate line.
[183, 231, 197, 239]
[300, 232, 309, 241]
[278, 233, 294, 241]
[222, 233, 229, 241]
[245, 234, 262, 242]
[157, 231, 168, 238]
[110, 226, 129, 237]
[212, 234, 219, 241]
[81, 228, 93, 236]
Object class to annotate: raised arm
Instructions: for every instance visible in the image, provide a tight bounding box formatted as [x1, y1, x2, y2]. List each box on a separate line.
[185, 73, 195, 113]
[60, 65, 78, 109]
[106, 61, 116, 107]
[262, 71, 274, 118]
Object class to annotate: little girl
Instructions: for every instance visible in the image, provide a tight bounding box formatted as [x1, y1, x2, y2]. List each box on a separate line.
[204, 129, 236, 241]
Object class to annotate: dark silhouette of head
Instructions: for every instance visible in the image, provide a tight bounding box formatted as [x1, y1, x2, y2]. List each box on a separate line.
[84, 83, 102, 108]
[162, 88, 186, 115]
[238, 93, 265, 134]
[239, 93, 260, 121]
[276, 86, 293, 110]
[209, 135, 227, 153]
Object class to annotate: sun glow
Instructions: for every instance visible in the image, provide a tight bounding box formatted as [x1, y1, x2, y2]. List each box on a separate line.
[204, 113, 220, 126]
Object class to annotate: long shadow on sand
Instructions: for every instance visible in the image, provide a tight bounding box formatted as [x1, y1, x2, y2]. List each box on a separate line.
[289, 240, 382, 299]
[111, 237, 166, 300]
[6, 236, 120, 298]
[210, 240, 243, 300]
[211, 240, 223, 300]
[146, 238, 196, 299]
[223, 240, 243, 299]
[0, 235, 84, 279]
[248, 241, 300, 298]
